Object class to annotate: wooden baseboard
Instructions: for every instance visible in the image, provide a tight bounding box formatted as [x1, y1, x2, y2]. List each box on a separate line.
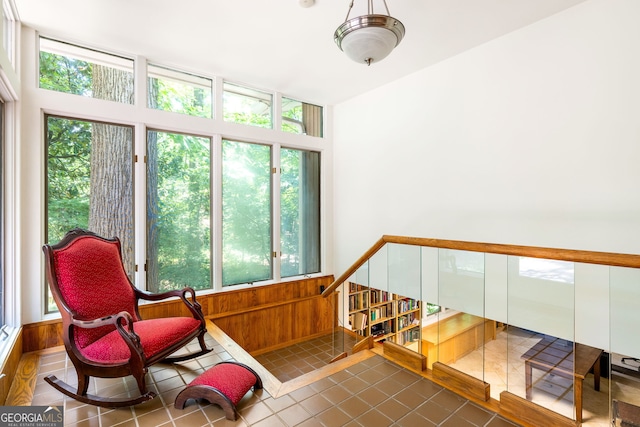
[432, 362, 490, 402]
[383, 340, 426, 371]
[500, 391, 576, 427]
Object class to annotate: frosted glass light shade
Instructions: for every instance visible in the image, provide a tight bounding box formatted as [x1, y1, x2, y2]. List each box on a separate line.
[335, 14, 405, 65]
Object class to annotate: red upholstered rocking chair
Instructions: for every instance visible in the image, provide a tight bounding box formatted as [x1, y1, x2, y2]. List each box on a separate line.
[42, 228, 211, 407]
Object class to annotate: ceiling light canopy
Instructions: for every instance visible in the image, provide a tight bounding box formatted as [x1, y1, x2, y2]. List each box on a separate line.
[334, 0, 405, 66]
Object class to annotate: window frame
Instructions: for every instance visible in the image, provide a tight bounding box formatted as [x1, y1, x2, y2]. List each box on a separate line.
[31, 34, 328, 319]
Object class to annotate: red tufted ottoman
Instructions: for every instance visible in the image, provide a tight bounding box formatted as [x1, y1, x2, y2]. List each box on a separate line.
[174, 361, 263, 420]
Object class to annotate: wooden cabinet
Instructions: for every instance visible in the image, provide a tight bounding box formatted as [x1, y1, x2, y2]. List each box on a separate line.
[347, 282, 421, 348]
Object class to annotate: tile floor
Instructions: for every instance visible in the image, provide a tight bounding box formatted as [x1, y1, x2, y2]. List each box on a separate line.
[254, 331, 358, 382]
[30, 333, 521, 427]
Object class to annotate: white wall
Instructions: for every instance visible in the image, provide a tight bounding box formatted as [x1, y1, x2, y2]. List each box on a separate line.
[333, 0, 640, 274]
[333, 0, 639, 351]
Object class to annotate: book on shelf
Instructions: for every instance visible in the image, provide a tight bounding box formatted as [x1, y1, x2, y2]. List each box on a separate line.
[353, 312, 367, 331]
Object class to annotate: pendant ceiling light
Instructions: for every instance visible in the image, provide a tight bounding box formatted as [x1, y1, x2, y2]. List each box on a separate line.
[334, 0, 405, 66]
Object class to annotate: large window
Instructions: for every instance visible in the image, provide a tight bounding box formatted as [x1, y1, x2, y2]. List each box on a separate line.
[38, 37, 326, 305]
[0, 102, 4, 328]
[280, 148, 320, 277]
[222, 139, 272, 286]
[146, 130, 211, 292]
[45, 115, 134, 312]
[39, 37, 134, 104]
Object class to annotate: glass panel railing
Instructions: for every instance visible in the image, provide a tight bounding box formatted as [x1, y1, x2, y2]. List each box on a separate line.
[343, 262, 372, 357]
[331, 236, 640, 425]
[507, 257, 576, 420]
[610, 266, 640, 426]
[436, 249, 486, 382]
[388, 244, 421, 349]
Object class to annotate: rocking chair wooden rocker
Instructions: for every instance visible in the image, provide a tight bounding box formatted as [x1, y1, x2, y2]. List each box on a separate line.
[42, 228, 211, 408]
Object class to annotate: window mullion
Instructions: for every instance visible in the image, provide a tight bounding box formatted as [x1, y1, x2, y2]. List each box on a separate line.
[272, 144, 281, 282]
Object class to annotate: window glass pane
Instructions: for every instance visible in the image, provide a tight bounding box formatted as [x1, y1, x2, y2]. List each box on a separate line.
[146, 130, 211, 292]
[282, 97, 323, 137]
[46, 115, 134, 312]
[223, 82, 272, 128]
[0, 103, 4, 327]
[39, 37, 134, 104]
[147, 64, 212, 118]
[280, 148, 320, 277]
[222, 139, 271, 285]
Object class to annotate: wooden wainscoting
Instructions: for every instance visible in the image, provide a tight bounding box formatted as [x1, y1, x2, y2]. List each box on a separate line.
[22, 276, 336, 353]
[209, 277, 338, 355]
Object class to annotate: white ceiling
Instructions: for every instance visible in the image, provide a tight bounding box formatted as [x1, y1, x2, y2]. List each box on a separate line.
[14, 0, 586, 106]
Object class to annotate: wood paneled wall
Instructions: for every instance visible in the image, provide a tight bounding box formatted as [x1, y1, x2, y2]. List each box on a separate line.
[22, 276, 336, 353]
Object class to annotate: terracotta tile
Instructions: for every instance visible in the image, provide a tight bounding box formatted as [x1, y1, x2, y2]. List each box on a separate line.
[455, 402, 494, 426]
[355, 408, 394, 427]
[251, 414, 287, 427]
[277, 403, 312, 426]
[173, 409, 209, 427]
[315, 406, 351, 427]
[263, 394, 296, 413]
[97, 407, 134, 426]
[375, 397, 412, 421]
[356, 386, 388, 407]
[135, 408, 172, 426]
[396, 411, 436, 427]
[440, 413, 476, 426]
[238, 400, 273, 425]
[299, 394, 333, 416]
[288, 385, 317, 402]
[431, 389, 466, 412]
[394, 387, 428, 409]
[340, 376, 369, 394]
[415, 400, 451, 424]
[324, 384, 352, 404]
[73, 416, 101, 427]
[337, 395, 370, 418]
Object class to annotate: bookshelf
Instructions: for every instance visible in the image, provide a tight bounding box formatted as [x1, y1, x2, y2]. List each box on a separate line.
[347, 281, 421, 348]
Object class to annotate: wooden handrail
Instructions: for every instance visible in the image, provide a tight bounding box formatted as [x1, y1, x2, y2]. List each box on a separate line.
[322, 235, 640, 297]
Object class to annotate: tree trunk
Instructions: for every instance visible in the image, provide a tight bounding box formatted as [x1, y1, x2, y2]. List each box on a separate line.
[146, 79, 160, 292]
[89, 65, 135, 276]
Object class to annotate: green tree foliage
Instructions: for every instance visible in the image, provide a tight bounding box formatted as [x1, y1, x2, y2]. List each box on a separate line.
[40, 51, 92, 96]
[222, 139, 272, 285]
[280, 148, 301, 276]
[149, 131, 211, 292]
[46, 117, 91, 243]
[149, 75, 212, 118]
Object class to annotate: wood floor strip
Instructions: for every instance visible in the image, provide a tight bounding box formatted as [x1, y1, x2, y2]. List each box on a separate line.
[6, 353, 40, 406]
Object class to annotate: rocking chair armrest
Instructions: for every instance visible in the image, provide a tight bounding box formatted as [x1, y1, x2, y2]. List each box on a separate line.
[135, 287, 193, 302]
[71, 311, 135, 329]
[135, 287, 204, 319]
